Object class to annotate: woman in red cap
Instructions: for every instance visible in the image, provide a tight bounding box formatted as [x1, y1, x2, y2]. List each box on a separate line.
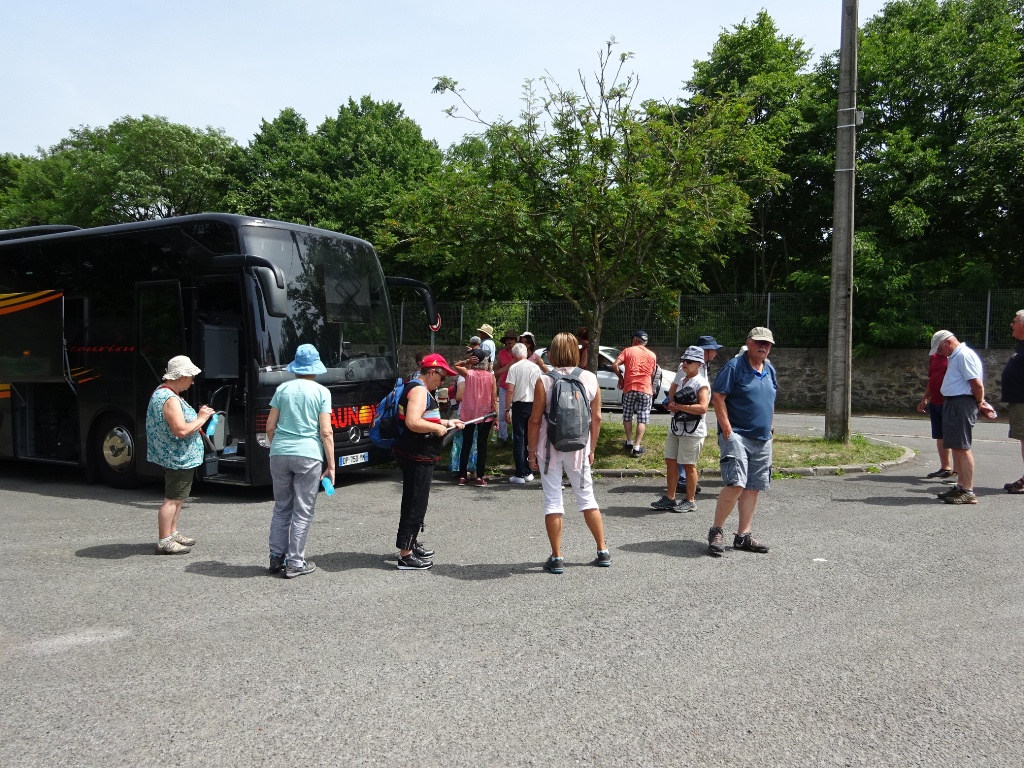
[392, 353, 463, 570]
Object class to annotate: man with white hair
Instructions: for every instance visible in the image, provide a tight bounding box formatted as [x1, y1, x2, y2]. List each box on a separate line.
[504, 342, 541, 483]
[931, 330, 997, 504]
[999, 311, 1024, 493]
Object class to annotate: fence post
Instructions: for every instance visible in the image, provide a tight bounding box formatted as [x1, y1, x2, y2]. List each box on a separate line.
[460, 303, 464, 346]
[400, 302, 404, 346]
[675, 293, 681, 349]
[985, 289, 991, 350]
[766, 292, 772, 328]
[525, 300, 530, 331]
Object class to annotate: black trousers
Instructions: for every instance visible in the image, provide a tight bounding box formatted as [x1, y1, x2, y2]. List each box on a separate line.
[395, 455, 436, 551]
[511, 402, 532, 477]
[459, 421, 492, 478]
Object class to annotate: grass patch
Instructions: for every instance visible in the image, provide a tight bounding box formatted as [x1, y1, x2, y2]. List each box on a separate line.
[449, 424, 904, 473]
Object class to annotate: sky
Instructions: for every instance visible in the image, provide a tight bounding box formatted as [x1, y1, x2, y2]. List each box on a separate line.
[2, 0, 889, 156]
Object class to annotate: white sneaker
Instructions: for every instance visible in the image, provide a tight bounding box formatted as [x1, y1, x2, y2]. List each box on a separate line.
[509, 476, 526, 484]
[524, 474, 535, 482]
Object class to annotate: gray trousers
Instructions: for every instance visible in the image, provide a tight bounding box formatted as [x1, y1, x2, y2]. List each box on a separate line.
[269, 455, 322, 566]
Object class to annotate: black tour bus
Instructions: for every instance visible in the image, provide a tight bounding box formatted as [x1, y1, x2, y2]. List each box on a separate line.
[0, 214, 439, 487]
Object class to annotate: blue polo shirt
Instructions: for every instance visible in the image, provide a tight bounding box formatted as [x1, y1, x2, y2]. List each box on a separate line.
[940, 343, 983, 397]
[712, 354, 777, 441]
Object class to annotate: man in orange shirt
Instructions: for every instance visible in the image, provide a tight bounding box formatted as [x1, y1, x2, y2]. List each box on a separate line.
[615, 330, 658, 458]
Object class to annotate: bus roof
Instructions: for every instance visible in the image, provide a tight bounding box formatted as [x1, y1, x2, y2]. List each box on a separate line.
[0, 213, 373, 250]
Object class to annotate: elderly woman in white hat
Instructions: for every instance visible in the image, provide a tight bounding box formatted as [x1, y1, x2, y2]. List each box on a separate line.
[145, 355, 216, 554]
[265, 344, 335, 579]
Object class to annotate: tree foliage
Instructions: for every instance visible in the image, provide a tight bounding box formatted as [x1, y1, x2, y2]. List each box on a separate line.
[0, 115, 235, 228]
[395, 41, 780, 358]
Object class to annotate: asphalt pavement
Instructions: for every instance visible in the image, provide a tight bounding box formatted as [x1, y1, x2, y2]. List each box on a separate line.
[1, 413, 1022, 767]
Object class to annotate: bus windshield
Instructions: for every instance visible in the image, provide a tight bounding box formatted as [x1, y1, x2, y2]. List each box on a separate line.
[241, 225, 397, 384]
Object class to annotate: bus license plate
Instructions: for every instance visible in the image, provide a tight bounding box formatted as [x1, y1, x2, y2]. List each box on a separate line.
[340, 452, 369, 467]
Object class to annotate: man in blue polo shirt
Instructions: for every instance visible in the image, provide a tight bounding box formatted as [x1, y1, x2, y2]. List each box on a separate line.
[931, 330, 997, 504]
[707, 327, 777, 556]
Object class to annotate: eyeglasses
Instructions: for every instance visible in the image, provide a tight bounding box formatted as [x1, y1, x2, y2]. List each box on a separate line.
[750, 340, 773, 348]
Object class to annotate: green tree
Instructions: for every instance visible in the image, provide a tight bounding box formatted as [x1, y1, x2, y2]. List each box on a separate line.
[402, 42, 780, 361]
[685, 11, 815, 294]
[0, 115, 236, 228]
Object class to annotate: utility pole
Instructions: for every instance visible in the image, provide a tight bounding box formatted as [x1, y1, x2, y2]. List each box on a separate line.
[825, 0, 860, 443]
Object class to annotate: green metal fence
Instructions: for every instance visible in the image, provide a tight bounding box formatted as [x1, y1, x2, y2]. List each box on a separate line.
[392, 291, 1024, 350]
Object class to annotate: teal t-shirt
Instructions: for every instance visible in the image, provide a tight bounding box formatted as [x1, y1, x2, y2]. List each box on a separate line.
[269, 378, 332, 461]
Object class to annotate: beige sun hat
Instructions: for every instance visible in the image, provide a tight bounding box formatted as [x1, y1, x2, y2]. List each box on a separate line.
[477, 324, 495, 338]
[163, 355, 201, 380]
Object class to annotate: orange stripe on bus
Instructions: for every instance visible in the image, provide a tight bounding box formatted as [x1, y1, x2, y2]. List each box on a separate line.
[0, 293, 63, 315]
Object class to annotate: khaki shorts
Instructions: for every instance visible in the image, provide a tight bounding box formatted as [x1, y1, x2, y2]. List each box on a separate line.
[664, 433, 705, 465]
[164, 468, 195, 500]
[1008, 402, 1024, 440]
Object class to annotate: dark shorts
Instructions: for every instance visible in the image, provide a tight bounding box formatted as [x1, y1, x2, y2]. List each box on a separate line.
[941, 396, 978, 451]
[164, 468, 195, 500]
[1007, 402, 1024, 441]
[928, 402, 944, 440]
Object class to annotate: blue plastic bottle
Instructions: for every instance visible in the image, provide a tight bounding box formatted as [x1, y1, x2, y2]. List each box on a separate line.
[321, 477, 335, 495]
[205, 413, 219, 437]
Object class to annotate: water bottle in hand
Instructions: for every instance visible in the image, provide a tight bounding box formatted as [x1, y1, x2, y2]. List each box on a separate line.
[205, 413, 219, 437]
[321, 477, 335, 495]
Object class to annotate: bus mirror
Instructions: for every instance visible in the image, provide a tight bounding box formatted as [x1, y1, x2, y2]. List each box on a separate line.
[255, 267, 289, 318]
[385, 276, 441, 332]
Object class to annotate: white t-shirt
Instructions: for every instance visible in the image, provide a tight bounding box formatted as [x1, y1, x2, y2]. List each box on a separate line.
[538, 367, 599, 463]
[506, 359, 541, 403]
[670, 371, 710, 438]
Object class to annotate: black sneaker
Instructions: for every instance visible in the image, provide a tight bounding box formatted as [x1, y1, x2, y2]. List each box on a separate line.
[269, 554, 285, 574]
[927, 468, 956, 479]
[412, 541, 434, 559]
[284, 561, 317, 579]
[708, 527, 726, 556]
[651, 494, 681, 510]
[937, 485, 961, 499]
[623, 442, 634, 452]
[593, 550, 612, 567]
[397, 553, 433, 570]
[543, 556, 565, 574]
[943, 488, 978, 505]
[733, 532, 769, 553]
[631, 446, 646, 458]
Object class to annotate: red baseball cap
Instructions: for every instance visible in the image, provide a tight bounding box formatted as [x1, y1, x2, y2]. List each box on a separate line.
[421, 353, 457, 376]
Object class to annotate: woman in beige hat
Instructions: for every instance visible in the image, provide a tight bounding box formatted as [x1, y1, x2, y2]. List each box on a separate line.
[477, 324, 496, 371]
[145, 355, 215, 554]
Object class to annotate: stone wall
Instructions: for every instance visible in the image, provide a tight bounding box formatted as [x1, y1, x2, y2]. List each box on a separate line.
[401, 344, 1012, 414]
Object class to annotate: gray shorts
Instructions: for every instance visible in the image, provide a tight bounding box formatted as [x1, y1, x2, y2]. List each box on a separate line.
[941, 396, 978, 450]
[1007, 402, 1024, 441]
[718, 431, 772, 491]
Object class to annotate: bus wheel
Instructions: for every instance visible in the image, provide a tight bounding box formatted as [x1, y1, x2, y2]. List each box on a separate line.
[93, 414, 139, 488]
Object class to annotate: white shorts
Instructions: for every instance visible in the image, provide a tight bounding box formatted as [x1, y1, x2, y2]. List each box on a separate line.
[541, 450, 599, 515]
[664, 433, 704, 465]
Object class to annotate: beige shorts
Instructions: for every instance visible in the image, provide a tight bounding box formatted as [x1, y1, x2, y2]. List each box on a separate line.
[1008, 402, 1024, 440]
[664, 433, 705, 465]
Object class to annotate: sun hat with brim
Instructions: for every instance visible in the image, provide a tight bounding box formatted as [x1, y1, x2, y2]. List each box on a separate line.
[163, 355, 201, 380]
[501, 331, 518, 341]
[287, 344, 327, 375]
[421, 353, 458, 376]
[519, 331, 536, 341]
[680, 346, 706, 364]
[477, 324, 495, 338]
[747, 327, 775, 344]
[929, 330, 954, 355]
[695, 335, 723, 350]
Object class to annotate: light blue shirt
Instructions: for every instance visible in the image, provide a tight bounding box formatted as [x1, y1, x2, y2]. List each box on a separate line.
[940, 343, 983, 397]
[481, 338, 496, 364]
[269, 378, 332, 461]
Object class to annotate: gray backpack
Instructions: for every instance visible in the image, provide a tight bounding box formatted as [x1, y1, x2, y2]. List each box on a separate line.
[545, 367, 591, 453]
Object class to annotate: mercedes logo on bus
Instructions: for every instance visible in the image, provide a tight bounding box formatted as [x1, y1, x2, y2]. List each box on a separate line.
[346, 426, 363, 443]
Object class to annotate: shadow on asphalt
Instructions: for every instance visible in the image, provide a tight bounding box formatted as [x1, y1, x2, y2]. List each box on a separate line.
[619, 538, 709, 559]
[75, 542, 157, 559]
[600, 503, 674, 519]
[184, 561, 268, 578]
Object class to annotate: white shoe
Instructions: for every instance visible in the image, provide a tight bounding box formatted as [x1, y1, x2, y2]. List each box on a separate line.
[524, 473, 535, 482]
[509, 476, 526, 484]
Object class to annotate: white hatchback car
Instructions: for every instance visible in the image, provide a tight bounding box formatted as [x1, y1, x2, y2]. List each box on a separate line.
[537, 345, 673, 410]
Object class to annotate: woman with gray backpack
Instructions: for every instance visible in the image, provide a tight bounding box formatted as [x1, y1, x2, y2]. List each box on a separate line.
[527, 331, 610, 574]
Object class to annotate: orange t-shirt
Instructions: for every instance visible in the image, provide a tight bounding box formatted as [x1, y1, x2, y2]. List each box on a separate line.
[618, 346, 657, 395]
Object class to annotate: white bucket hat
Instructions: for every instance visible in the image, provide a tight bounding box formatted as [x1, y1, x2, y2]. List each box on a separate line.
[163, 355, 201, 380]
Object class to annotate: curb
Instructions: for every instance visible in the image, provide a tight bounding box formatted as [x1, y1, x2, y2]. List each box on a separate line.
[486, 438, 917, 480]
